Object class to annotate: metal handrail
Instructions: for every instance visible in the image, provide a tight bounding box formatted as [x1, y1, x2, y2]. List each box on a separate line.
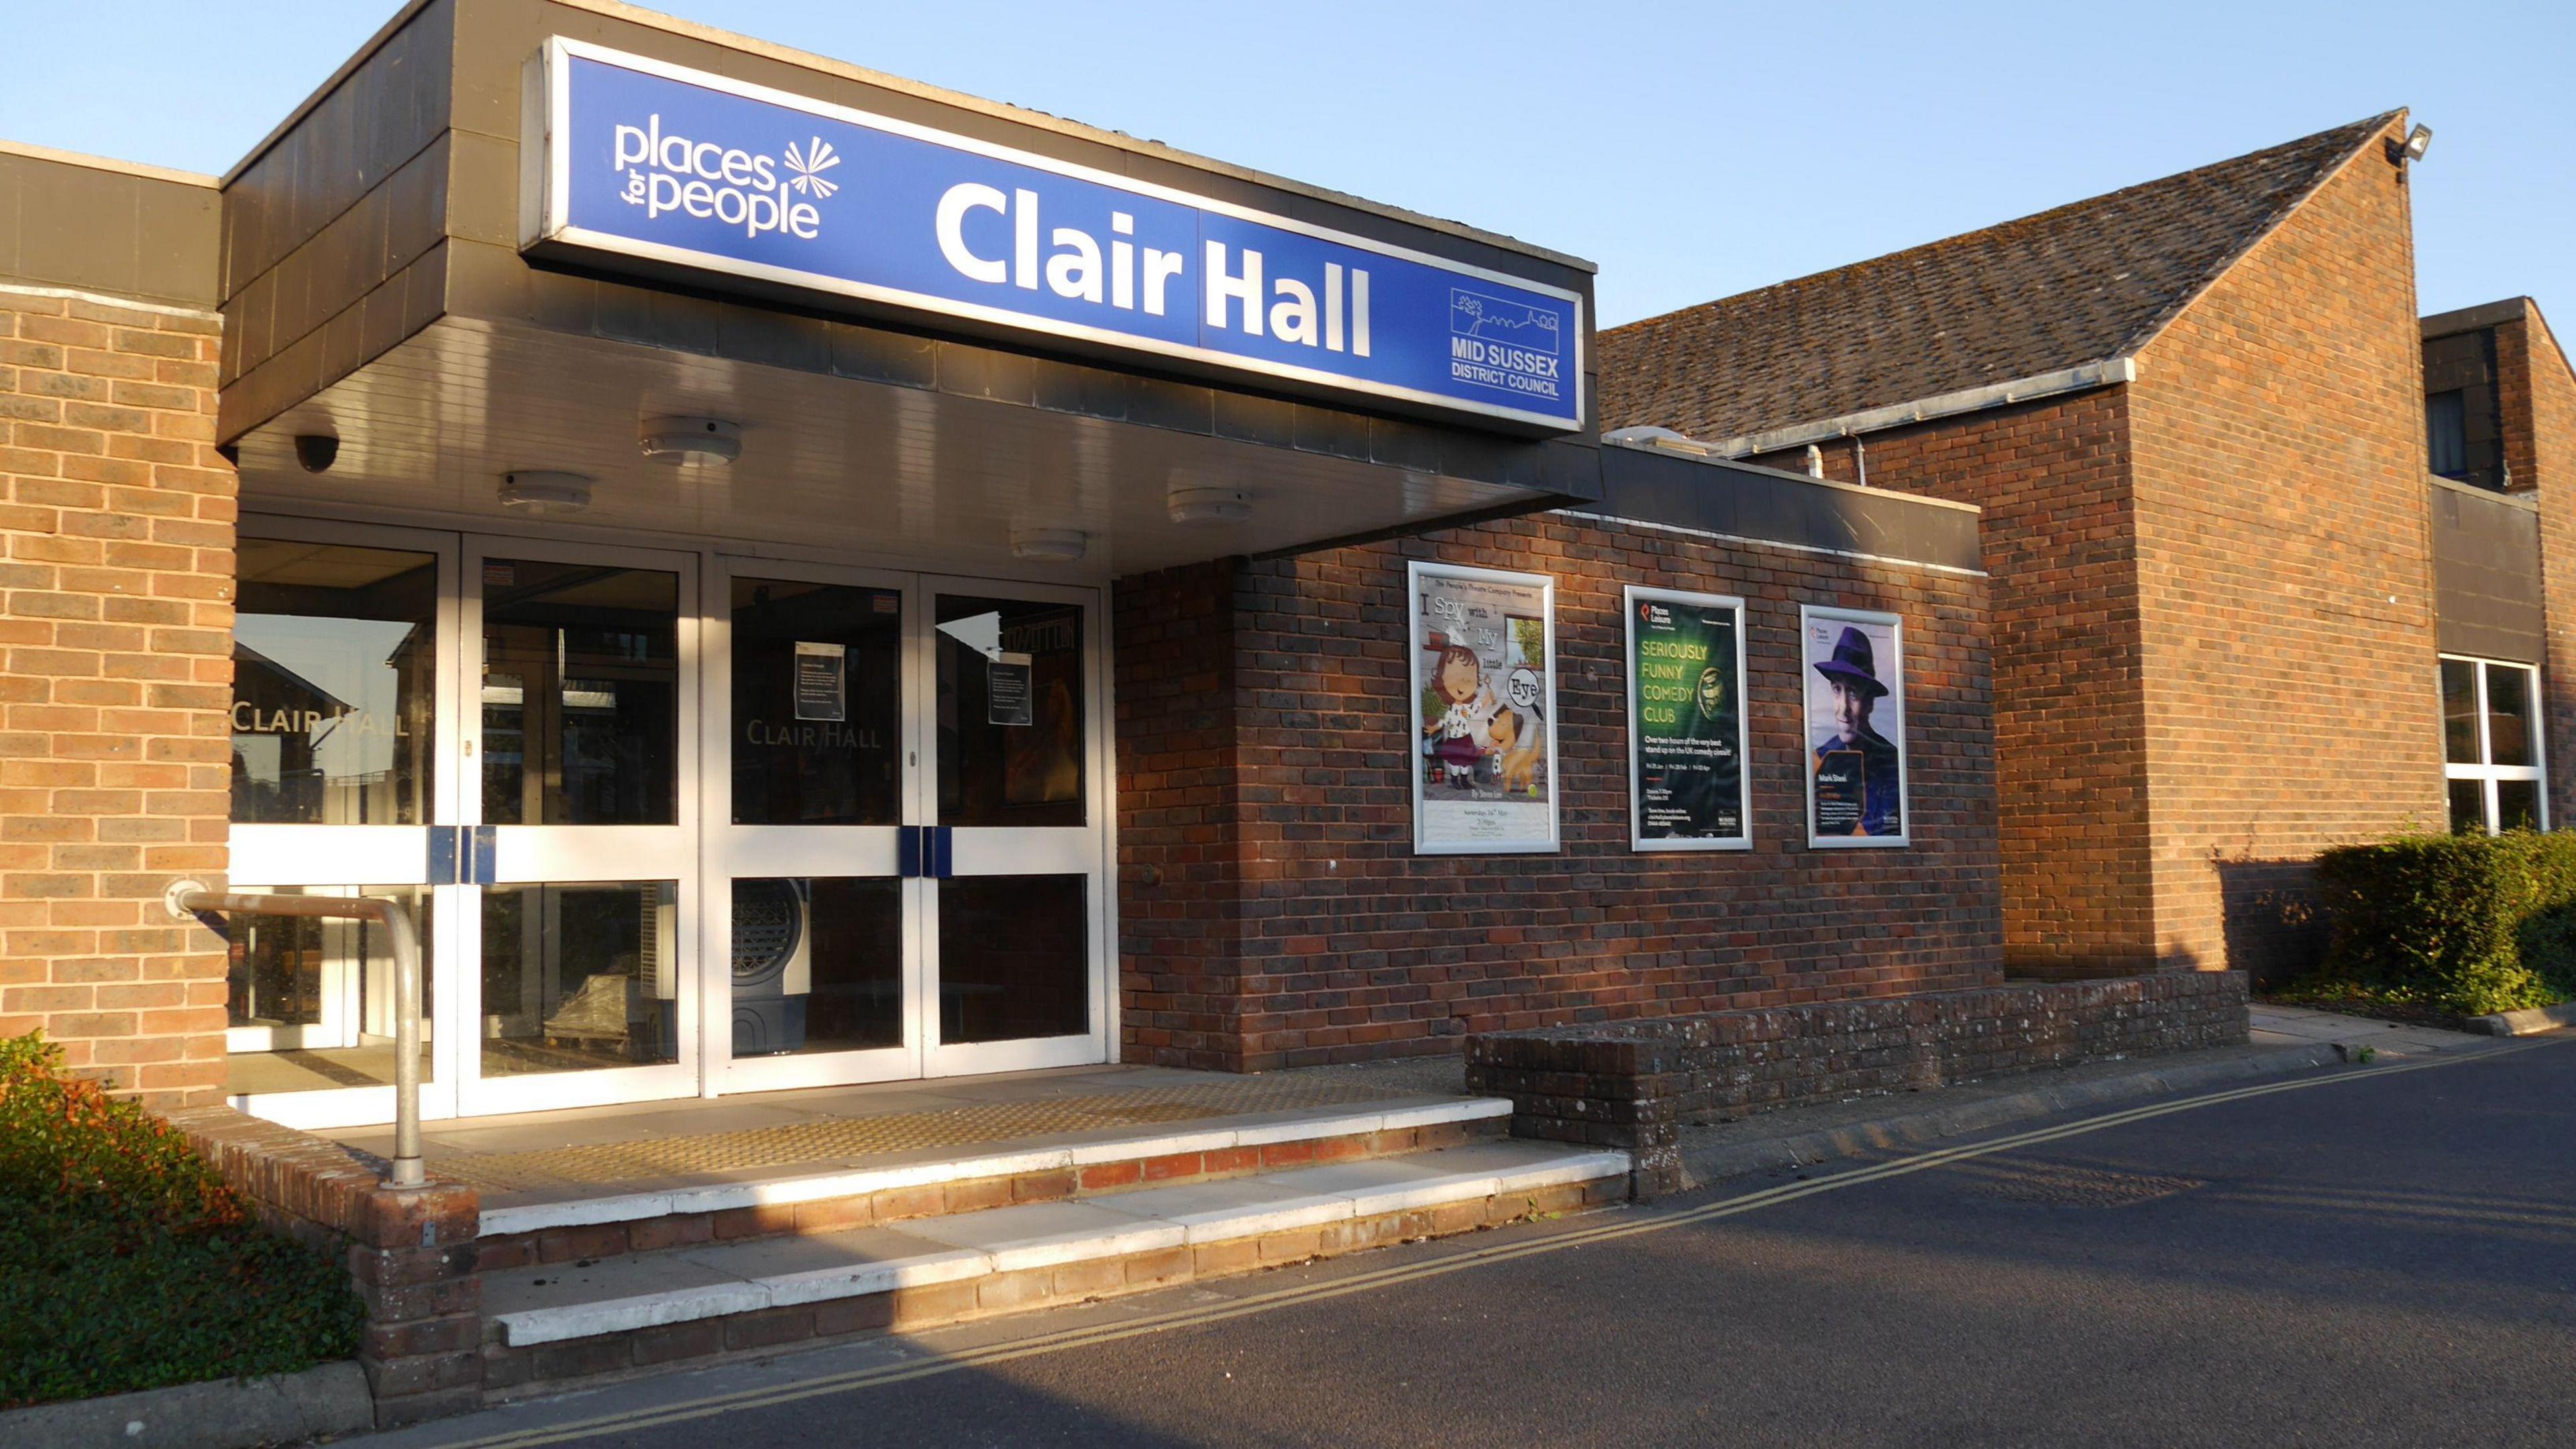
[167, 881, 425, 1188]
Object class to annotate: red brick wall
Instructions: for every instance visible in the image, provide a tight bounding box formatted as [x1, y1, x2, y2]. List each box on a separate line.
[0, 287, 235, 1104]
[2126, 126, 2444, 979]
[1114, 511, 2002, 1072]
[2497, 307, 2576, 826]
[1114, 558, 1247, 1070]
[1748, 390, 2152, 977]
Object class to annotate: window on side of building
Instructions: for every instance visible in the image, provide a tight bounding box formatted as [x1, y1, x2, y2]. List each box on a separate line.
[2441, 655, 2547, 834]
[2426, 389, 2469, 480]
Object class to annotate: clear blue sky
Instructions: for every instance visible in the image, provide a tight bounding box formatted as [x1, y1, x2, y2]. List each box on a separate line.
[3, 1, 2567, 327]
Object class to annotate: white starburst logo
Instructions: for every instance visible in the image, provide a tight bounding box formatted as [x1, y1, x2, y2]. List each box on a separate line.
[782, 138, 841, 199]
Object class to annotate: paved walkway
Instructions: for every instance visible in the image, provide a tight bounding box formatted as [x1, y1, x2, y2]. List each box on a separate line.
[2247, 1001, 2484, 1058]
[328, 1006, 2483, 1213]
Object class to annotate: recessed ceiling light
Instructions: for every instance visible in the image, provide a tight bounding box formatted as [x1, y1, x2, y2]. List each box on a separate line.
[1010, 527, 1087, 562]
[498, 471, 591, 515]
[640, 416, 742, 464]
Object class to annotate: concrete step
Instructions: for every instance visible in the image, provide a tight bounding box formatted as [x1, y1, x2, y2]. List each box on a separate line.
[474, 1096, 1511, 1265]
[476, 1138, 1627, 1396]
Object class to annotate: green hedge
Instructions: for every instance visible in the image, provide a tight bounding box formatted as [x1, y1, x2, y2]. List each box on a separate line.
[0, 1034, 363, 1409]
[2310, 830, 2576, 1016]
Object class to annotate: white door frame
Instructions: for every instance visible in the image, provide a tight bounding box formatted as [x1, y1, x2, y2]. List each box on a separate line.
[454, 533, 703, 1116]
[918, 574, 1115, 1079]
[227, 514, 464, 1130]
[226, 519, 1118, 1126]
[702, 554, 926, 1095]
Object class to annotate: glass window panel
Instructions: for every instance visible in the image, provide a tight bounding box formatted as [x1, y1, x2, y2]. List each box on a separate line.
[2440, 659, 2481, 765]
[2484, 663, 2535, 767]
[2427, 388, 2469, 478]
[2497, 779, 2542, 833]
[938, 875, 1087, 1043]
[482, 561, 678, 825]
[480, 881, 679, 1075]
[732, 877, 904, 1056]
[731, 580, 904, 825]
[231, 540, 436, 824]
[223, 885, 431, 1095]
[2449, 778, 2489, 835]
[936, 596, 1085, 828]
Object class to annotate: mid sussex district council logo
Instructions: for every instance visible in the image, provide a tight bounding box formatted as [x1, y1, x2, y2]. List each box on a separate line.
[611, 114, 841, 241]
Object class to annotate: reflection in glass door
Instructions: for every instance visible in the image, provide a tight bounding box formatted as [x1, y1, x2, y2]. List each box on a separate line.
[225, 521, 458, 1127]
[229, 523, 1104, 1120]
[706, 566, 920, 1092]
[925, 584, 1106, 1076]
[460, 541, 698, 1115]
[706, 568, 1110, 1090]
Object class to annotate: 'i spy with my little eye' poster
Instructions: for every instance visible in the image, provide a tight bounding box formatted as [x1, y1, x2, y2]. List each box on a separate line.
[1625, 586, 1750, 851]
[1800, 604, 1909, 847]
[1407, 561, 1558, 854]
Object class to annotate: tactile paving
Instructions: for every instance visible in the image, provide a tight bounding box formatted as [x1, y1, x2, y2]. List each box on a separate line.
[427, 1077, 1403, 1194]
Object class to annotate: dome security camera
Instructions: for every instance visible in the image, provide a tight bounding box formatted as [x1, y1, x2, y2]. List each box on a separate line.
[293, 434, 339, 473]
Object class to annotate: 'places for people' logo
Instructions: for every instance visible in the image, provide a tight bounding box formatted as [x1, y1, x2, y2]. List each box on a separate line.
[612, 114, 839, 240]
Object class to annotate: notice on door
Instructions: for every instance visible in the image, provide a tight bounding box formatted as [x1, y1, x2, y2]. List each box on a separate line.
[987, 651, 1033, 726]
[794, 641, 847, 722]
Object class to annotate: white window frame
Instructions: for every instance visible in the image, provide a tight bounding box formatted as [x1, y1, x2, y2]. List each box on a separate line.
[2440, 654, 2547, 834]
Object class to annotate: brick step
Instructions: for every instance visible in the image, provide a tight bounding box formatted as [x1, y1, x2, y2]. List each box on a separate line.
[475, 1097, 1512, 1271]
[477, 1139, 1627, 1398]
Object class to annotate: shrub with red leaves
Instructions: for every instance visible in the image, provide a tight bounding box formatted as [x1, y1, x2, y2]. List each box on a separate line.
[0, 1033, 362, 1408]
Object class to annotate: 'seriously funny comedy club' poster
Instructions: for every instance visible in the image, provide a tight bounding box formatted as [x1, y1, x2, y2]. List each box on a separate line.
[1629, 589, 1746, 846]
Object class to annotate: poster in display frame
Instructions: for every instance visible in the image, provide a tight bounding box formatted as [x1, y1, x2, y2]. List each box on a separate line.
[1406, 561, 1560, 855]
[1624, 586, 1752, 852]
[1800, 604, 1910, 849]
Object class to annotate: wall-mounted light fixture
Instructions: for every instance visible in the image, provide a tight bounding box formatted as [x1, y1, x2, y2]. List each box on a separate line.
[640, 416, 743, 464]
[498, 470, 592, 515]
[1010, 527, 1087, 562]
[1167, 484, 1251, 525]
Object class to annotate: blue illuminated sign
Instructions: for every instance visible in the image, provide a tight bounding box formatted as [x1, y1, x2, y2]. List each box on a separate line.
[527, 40, 1585, 431]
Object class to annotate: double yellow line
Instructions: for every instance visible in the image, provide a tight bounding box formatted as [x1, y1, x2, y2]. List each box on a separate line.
[433, 1037, 2558, 1448]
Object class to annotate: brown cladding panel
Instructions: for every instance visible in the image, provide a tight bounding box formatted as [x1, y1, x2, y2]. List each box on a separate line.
[2428, 482, 2543, 663]
[1596, 447, 1983, 574]
[0, 149, 219, 308]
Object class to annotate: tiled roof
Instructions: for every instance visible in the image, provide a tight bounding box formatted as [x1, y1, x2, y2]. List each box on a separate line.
[1597, 113, 2402, 443]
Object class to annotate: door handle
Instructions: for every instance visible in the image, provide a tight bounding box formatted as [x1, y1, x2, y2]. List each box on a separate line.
[897, 825, 954, 880]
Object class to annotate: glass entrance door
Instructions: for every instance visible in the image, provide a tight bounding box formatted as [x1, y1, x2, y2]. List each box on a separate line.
[226, 518, 460, 1128]
[704, 566, 1110, 1090]
[704, 561, 921, 1092]
[458, 537, 699, 1115]
[922, 582, 1108, 1077]
[228, 521, 1106, 1124]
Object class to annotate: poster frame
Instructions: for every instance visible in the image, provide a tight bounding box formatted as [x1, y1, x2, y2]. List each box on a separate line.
[1799, 603, 1912, 851]
[1623, 585, 1753, 853]
[1405, 560, 1561, 856]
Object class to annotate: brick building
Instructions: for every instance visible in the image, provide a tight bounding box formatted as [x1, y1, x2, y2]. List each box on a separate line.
[2, 0, 2013, 1122]
[1600, 113, 2574, 985]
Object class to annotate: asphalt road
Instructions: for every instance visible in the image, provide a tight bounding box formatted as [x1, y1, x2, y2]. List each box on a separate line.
[393, 1034, 2576, 1449]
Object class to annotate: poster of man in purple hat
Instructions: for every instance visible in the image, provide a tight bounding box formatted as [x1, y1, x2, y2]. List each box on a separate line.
[1801, 605, 1908, 846]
